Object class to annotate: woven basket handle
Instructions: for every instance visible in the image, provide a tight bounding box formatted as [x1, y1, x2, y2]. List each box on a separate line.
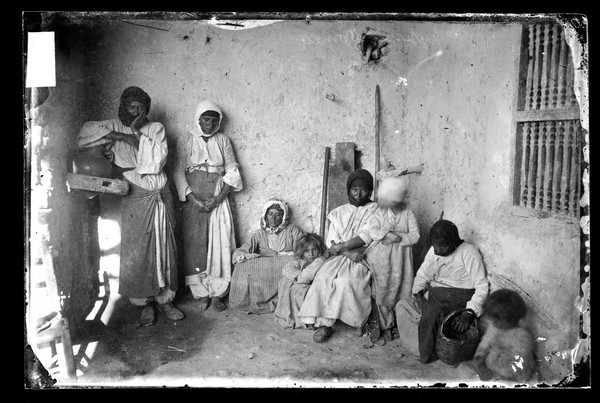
[442, 308, 478, 330]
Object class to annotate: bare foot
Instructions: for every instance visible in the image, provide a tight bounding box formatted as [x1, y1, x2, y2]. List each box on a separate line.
[211, 297, 226, 312]
[382, 329, 392, 343]
[195, 297, 210, 311]
[353, 326, 364, 337]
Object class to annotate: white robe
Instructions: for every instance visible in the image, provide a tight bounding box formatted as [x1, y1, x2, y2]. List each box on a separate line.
[172, 100, 243, 298]
[298, 202, 378, 328]
[412, 242, 489, 315]
[76, 119, 174, 296]
[77, 119, 168, 191]
[364, 206, 420, 307]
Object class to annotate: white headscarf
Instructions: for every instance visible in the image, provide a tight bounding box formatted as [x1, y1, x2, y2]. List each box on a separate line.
[377, 175, 409, 208]
[193, 100, 222, 137]
[260, 197, 290, 234]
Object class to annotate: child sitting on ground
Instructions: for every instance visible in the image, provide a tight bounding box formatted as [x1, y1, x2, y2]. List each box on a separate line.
[274, 233, 327, 329]
[462, 288, 537, 383]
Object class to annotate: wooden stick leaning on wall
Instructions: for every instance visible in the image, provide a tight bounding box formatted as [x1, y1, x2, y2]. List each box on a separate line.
[320, 146, 331, 239]
[374, 84, 381, 201]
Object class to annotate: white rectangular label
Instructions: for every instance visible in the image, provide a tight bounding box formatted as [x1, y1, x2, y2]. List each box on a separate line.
[25, 31, 56, 88]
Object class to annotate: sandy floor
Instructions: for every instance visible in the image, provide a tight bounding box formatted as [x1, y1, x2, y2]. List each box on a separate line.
[29, 277, 528, 390]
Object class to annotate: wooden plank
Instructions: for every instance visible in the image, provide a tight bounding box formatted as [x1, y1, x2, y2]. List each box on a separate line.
[66, 173, 129, 195]
[515, 107, 580, 122]
[327, 142, 355, 213]
[319, 147, 331, 239]
[524, 24, 535, 110]
[374, 85, 380, 201]
[532, 24, 542, 110]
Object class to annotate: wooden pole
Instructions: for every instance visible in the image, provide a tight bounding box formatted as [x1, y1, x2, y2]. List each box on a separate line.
[374, 84, 381, 201]
[320, 146, 331, 239]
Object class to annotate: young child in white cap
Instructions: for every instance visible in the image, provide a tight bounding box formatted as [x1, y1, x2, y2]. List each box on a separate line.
[364, 174, 420, 344]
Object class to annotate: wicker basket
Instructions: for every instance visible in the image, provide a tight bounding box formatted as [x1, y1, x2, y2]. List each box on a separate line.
[435, 309, 480, 365]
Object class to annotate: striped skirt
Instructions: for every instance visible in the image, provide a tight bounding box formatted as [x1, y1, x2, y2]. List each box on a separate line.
[229, 255, 294, 314]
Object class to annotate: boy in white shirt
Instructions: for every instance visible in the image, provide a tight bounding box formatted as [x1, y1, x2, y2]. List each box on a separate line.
[412, 219, 489, 364]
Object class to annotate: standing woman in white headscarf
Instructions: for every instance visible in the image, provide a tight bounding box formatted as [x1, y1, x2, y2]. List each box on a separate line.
[173, 100, 243, 312]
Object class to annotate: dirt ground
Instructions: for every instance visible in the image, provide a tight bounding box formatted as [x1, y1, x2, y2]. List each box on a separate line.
[28, 273, 522, 390]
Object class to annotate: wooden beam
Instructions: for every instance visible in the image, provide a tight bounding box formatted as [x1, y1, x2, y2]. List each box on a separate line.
[515, 107, 580, 122]
[66, 173, 129, 195]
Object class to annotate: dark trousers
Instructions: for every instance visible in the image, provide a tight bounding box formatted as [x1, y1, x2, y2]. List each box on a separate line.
[418, 286, 474, 364]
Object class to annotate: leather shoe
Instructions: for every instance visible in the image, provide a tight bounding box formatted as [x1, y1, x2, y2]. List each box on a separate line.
[157, 302, 184, 320]
[140, 303, 157, 327]
[313, 326, 334, 343]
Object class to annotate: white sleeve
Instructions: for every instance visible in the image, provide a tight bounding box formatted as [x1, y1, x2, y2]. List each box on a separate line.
[221, 135, 243, 191]
[135, 123, 168, 175]
[77, 121, 114, 148]
[463, 246, 490, 316]
[325, 209, 343, 246]
[366, 208, 389, 242]
[397, 210, 420, 246]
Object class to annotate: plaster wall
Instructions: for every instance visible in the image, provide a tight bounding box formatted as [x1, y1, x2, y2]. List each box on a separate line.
[27, 21, 101, 335]
[30, 16, 584, 382]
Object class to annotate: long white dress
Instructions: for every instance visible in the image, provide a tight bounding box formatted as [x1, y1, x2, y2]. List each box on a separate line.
[365, 206, 420, 307]
[298, 202, 378, 328]
[173, 100, 243, 299]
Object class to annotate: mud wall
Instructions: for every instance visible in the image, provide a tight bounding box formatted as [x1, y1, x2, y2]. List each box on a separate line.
[26, 18, 101, 336]
[27, 14, 585, 383]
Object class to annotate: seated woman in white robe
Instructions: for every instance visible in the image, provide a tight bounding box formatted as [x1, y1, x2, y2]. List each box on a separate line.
[229, 197, 304, 314]
[298, 169, 378, 343]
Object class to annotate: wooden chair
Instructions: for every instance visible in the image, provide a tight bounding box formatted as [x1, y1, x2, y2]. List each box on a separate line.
[26, 208, 77, 382]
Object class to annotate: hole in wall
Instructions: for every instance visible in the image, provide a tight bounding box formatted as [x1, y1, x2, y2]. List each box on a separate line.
[361, 33, 388, 63]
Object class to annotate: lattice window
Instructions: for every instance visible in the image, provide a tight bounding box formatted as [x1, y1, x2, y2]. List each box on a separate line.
[513, 22, 582, 218]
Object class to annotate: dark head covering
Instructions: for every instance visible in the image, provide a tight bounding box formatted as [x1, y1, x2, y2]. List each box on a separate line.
[429, 219, 463, 256]
[118, 86, 151, 126]
[346, 169, 374, 192]
[346, 169, 374, 207]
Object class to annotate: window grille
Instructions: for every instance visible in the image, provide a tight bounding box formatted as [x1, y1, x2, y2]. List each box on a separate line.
[513, 22, 582, 218]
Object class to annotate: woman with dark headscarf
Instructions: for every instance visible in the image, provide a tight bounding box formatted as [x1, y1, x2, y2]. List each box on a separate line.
[76, 86, 184, 327]
[298, 169, 379, 343]
[173, 100, 243, 312]
[411, 219, 489, 364]
[228, 197, 305, 314]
